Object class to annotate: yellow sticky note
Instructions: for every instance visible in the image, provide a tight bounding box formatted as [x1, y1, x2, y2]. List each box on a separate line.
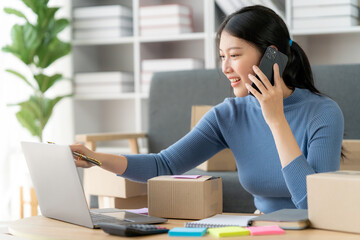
[208, 226, 250, 237]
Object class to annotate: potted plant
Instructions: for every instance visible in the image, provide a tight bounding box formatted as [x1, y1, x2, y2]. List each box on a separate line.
[2, 0, 72, 142]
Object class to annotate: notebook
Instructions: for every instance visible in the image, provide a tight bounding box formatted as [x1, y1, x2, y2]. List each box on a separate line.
[21, 141, 167, 229]
[247, 209, 309, 230]
[185, 214, 254, 228]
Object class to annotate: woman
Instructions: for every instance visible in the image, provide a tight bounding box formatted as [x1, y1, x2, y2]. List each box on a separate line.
[71, 6, 344, 213]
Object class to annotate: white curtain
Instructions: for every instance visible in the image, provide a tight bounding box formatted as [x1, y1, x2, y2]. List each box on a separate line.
[0, 0, 73, 220]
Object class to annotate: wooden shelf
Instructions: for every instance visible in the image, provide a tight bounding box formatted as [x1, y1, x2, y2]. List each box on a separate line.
[139, 32, 206, 43]
[72, 37, 134, 46]
[291, 26, 360, 36]
[74, 93, 137, 100]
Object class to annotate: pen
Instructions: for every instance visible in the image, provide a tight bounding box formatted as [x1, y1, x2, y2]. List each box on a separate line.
[47, 141, 102, 166]
[72, 151, 102, 166]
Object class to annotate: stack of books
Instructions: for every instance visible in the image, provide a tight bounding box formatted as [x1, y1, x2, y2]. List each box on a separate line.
[292, 0, 360, 29]
[74, 72, 134, 95]
[73, 5, 133, 40]
[141, 58, 203, 93]
[139, 4, 193, 36]
[215, 0, 285, 19]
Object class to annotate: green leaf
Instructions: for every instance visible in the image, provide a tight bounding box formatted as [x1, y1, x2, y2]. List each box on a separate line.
[16, 108, 41, 138]
[38, 7, 59, 34]
[3, 8, 29, 23]
[34, 73, 62, 93]
[52, 18, 70, 36]
[36, 37, 71, 68]
[5, 69, 36, 90]
[21, 0, 49, 15]
[2, 23, 41, 65]
[42, 94, 71, 126]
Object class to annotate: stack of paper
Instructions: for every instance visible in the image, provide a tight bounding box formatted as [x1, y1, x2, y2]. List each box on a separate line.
[74, 72, 134, 95]
[141, 58, 203, 93]
[292, 0, 360, 29]
[139, 4, 193, 36]
[73, 5, 133, 40]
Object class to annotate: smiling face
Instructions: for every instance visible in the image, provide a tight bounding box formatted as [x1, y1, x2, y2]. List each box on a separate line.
[219, 31, 262, 97]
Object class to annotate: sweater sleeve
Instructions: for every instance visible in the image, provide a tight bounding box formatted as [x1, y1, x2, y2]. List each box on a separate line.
[121, 107, 228, 182]
[281, 103, 344, 209]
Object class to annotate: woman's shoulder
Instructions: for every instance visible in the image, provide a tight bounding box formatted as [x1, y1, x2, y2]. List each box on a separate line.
[300, 89, 343, 121]
[306, 90, 341, 111]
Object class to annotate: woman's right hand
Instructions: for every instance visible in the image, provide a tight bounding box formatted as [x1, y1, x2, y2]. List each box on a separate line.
[69, 143, 97, 168]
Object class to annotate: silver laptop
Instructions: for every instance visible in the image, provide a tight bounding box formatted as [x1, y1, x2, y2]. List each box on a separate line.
[21, 141, 167, 228]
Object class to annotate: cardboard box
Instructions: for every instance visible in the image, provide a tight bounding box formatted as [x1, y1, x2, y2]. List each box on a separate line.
[191, 106, 237, 171]
[148, 175, 222, 219]
[307, 171, 360, 234]
[340, 140, 360, 171]
[98, 195, 148, 209]
[83, 167, 147, 199]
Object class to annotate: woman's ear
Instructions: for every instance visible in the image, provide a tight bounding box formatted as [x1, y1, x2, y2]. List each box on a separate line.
[270, 45, 278, 50]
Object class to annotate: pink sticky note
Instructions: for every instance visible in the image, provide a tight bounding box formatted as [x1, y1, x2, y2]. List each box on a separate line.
[246, 225, 285, 236]
[172, 175, 202, 179]
[126, 208, 149, 215]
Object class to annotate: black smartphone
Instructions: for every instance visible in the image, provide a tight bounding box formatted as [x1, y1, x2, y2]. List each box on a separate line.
[251, 46, 288, 94]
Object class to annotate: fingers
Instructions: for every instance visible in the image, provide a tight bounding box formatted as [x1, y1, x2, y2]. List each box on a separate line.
[245, 83, 261, 99]
[248, 73, 267, 95]
[273, 63, 281, 88]
[252, 65, 272, 90]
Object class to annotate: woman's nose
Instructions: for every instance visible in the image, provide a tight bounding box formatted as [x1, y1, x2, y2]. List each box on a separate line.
[222, 59, 232, 74]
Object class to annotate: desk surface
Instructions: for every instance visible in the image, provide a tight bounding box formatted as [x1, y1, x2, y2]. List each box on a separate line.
[8, 215, 360, 240]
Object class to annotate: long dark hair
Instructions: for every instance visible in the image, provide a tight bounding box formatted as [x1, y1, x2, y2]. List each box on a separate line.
[216, 5, 321, 94]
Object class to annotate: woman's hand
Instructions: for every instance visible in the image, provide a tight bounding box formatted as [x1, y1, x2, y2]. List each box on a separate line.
[70, 143, 97, 168]
[246, 64, 286, 128]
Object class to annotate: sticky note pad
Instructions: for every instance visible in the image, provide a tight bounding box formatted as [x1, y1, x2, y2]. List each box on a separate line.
[246, 225, 285, 235]
[208, 226, 250, 237]
[168, 227, 207, 237]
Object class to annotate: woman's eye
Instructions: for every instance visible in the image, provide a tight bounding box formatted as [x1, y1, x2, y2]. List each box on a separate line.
[219, 55, 225, 60]
[230, 54, 239, 58]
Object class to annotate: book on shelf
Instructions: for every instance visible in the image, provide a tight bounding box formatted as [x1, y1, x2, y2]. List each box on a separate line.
[184, 214, 255, 228]
[292, 0, 359, 7]
[75, 72, 134, 84]
[74, 28, 133, 39]
[293, 16, 359, 29]
[247, 209, 309, 230]
[140, 25, 193, 36]
[139, 15, 192, 27]
[139, 4, 191, 17]
[73, 5, 132, 19]
[142, 58, 203, 72]
[293, 4, 360, 18]
[75, 71, 134, 94]
[215, 0, 284, 19]
[73, 17, 133, 29]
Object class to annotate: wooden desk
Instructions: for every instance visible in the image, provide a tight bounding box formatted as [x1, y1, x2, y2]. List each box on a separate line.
[8, 215, 360, 240]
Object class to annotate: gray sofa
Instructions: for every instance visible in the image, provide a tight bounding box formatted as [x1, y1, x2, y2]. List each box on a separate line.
[147, 64, 360, 213]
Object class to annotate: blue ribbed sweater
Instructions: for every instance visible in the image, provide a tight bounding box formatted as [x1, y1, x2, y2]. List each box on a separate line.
[122, 88, 344, 213]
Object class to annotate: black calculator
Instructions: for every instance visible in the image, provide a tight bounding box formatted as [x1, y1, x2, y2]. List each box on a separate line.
[98, 223, 169, 237]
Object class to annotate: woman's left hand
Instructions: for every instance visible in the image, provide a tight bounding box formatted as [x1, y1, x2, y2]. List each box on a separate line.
[246, 64, 286, 128]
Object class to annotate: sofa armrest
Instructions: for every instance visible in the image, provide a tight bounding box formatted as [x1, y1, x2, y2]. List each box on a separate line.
[75, 132, 147, 153]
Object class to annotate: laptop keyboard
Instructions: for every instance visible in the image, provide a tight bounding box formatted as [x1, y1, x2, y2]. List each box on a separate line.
[90, 212, 131, 225]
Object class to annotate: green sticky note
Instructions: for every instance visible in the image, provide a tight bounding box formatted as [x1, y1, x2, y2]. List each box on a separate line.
[208, 226, 250, 237]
